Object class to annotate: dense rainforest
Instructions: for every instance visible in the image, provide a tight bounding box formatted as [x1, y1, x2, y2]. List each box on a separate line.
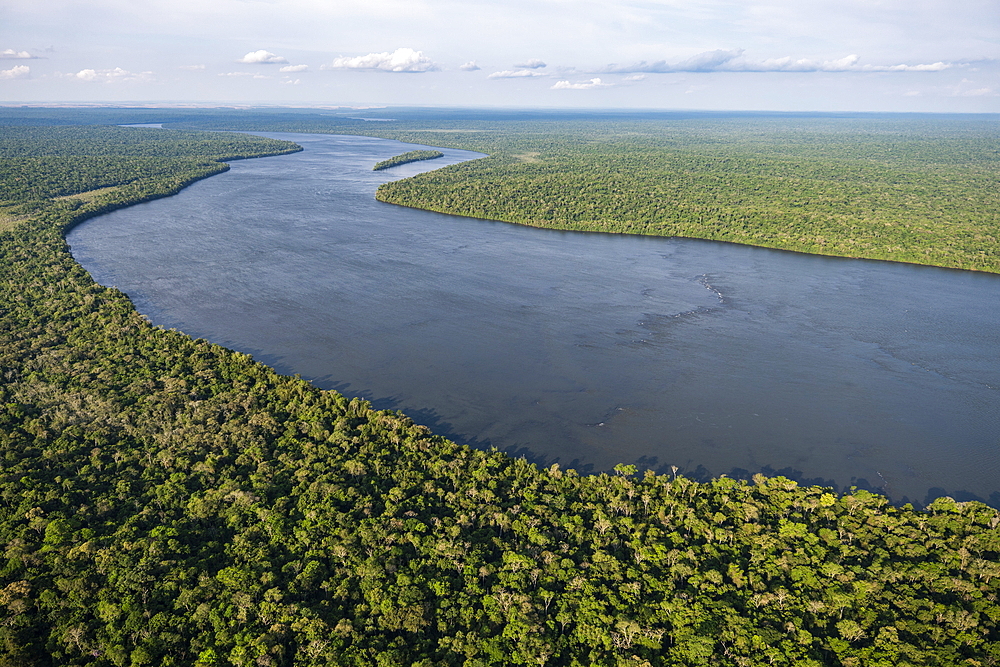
[373, 150, 444, 171]
[109, 106, 1000, 274]
[371, 118, 1000, 274]
[1, 110, 999, 666]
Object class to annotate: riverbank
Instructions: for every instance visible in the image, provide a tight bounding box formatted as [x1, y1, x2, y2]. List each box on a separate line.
[367, 117, 1000, 275]
[13, 107, 994, 273]
[67, 131, 1000, 508]
[373, 149, 444, 171]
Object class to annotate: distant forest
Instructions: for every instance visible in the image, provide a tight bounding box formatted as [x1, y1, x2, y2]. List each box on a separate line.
[79, 105, 1000, 274]
[1, 108, 999, 666]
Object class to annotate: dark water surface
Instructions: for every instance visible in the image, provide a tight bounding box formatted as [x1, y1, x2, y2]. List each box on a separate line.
[68, 132, 1000, 506]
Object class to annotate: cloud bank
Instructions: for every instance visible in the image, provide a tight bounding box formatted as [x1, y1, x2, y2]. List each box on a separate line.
[219, 71, 270, 79]
[324, 48, 437, 72]
[488, 69, 548, 79]
[73, 67, 151, 83]
[552, 77, 611, 90]
[515, 59, 546, 69]
[953, 78, 996, 97]
[279, 64, 309, 73]
[0, 65, 30, 79]
[603, 50, 954, 74]
[459, 61, 480, 71]
[1, 49, 35, 59]
[239, 50, 288, 64]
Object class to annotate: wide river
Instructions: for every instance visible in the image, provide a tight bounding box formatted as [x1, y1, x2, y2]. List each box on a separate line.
[68, 132, 1000, 507]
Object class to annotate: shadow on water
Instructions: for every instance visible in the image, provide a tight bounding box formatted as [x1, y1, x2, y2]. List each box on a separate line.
[631, 460, 1000, 510]
[306, 375, 604, 474]
[255, 350, 1000, 510]
[313, 378, 518, 458]
[283, 363, 1000, 509]
[630, 458, 1000, 509]
[924, 487, 1000, 510]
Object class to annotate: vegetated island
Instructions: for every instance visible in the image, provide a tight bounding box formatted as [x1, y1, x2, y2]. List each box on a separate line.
[372, 149, 443, 171]
[1, 109, 999, 666]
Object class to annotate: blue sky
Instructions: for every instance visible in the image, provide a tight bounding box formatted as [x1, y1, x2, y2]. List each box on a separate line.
[1, 0, 997, 111]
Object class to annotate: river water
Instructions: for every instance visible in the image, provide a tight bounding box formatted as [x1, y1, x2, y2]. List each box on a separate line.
[67, 132, 1000, 507]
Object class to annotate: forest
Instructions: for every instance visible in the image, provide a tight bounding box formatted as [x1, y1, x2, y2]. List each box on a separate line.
[55, 106, 997, 274]
[371, 118, 1000, 273]
[373, 150, 444, 171]
[0, 110, 999, 666]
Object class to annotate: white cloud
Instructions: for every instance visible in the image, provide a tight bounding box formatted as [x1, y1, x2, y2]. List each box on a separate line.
[515, 59, 546, 69]
[459, 61, 480, 71]
[282, 78, 301, 85]
[1, 49, 34, 59]
[953, 80, 996, 97]
[179, 64, 205, 70]
[2, 0, 991, 111]
[602, 49, 741, 73]
[602, 50, 957, 74]
[219, 71, 271, 79]
[821, 54, 859, 71]
[488, 69, 548, 79]
[323, 48, 437, 72]
[73, 67, 151, 83]
[748, 54, 952, 72]
[880, 62, 951, 72]
[0, 65, 30, 80]
[239, 50, 288, 64]
[552, 77, 611, 90]
[279, 64, 309, 73]
[624, 74, 646, 82]
[681, 49, 745, 71]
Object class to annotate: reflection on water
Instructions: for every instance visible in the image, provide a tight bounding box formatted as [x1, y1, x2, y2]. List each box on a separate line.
[67, 133, 1000, 507]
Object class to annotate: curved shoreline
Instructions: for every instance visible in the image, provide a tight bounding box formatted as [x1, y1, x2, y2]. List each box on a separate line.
[68, 130, 1000, 509]
[373, 149, 444, 171]
[374, 193, 998, 276]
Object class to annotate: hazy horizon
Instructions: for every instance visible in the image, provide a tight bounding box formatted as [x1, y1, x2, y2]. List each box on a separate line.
[2, 1, 997, 113]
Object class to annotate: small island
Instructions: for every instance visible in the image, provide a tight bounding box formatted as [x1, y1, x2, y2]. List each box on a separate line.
[373, 149, 444, 171]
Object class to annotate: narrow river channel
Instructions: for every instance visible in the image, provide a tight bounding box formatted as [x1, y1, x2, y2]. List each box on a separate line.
[67, 132, 1000, 507]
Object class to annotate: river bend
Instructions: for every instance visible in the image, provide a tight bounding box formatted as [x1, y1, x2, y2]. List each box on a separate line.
[67, 132, 1000, 506]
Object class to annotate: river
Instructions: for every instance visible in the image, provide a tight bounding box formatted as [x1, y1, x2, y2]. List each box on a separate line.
[67, 131, 1000, 507]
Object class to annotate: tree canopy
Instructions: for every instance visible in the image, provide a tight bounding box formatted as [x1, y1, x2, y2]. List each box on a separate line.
[1, 114, 998, 666]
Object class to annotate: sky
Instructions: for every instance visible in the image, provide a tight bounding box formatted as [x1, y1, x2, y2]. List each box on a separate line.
[1, 0, 997, 112]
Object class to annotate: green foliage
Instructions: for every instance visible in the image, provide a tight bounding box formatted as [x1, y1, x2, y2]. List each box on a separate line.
[1, 117, 999, 666]
[77, 106, 997, 273]
[372, 117, 1000, 273]
[0, 125, 301, 232]
[373, 150, 443, 171]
